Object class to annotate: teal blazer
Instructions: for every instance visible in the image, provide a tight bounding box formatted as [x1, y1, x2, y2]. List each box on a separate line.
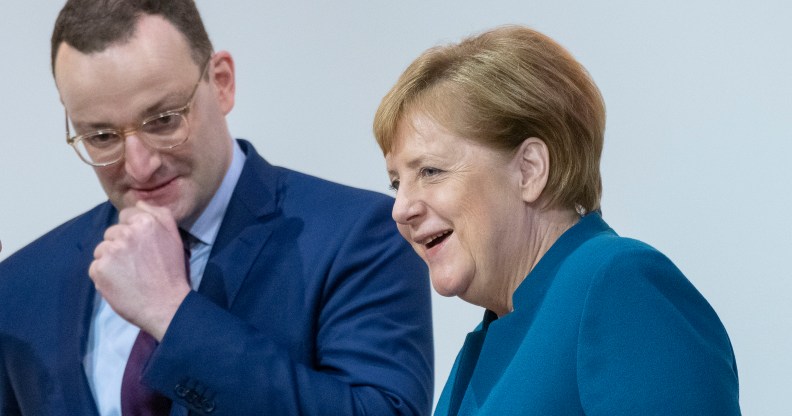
[435, 213, 740, 415]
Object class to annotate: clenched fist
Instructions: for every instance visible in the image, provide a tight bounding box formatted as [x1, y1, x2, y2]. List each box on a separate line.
[89, 201, 192, 341]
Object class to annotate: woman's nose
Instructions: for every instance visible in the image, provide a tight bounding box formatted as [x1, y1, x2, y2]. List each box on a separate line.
[392, 186, 424, 225]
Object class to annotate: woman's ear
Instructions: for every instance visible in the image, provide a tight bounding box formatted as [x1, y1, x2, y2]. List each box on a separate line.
[209, 50, 236, 115]
[514, 137, 549, 203]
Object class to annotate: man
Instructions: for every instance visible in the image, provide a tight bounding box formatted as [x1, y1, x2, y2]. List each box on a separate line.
[0, 1, 433, 415]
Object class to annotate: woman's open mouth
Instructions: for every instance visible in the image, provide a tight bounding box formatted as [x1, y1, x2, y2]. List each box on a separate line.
[425, 230, 452, 249]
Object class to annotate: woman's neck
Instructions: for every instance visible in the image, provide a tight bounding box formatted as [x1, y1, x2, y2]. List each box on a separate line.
[489, 206, 580, 317]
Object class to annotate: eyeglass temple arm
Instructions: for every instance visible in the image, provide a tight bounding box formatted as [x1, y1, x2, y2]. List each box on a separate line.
[64, 109, 71, 144]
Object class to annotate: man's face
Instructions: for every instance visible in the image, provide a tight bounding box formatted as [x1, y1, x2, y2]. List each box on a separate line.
[54, 15, 234, 226]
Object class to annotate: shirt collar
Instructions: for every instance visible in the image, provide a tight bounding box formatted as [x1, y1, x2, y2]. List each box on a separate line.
[183, 140, 246, 247]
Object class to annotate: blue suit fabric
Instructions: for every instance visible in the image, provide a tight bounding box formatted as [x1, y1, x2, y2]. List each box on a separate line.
[0, 140, 434, 415]
[434, 212, 740, 415]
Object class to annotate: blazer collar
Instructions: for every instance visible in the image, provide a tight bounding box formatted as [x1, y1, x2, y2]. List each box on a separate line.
[447, 310, 498, 416]
[59, 203, 115, 359]
[512, 211, 613, 310]
[60, 202, 116, 415]
[198, 140, 279, 308]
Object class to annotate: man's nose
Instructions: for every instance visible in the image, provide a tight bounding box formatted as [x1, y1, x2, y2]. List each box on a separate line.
[123, 134, 162, 183]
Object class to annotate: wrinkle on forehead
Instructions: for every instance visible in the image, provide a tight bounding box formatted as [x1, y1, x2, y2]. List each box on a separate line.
[386, 110, 476, 179]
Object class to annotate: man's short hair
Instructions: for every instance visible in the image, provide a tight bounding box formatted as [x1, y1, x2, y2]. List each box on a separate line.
[51, 0, 213, 73]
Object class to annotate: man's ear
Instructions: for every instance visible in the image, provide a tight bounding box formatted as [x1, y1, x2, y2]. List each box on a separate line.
[514, 137, 549, 204]
[209, 50, 235, 115]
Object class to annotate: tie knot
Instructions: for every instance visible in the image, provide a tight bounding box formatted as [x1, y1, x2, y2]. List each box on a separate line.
[178, 228, 194, 259]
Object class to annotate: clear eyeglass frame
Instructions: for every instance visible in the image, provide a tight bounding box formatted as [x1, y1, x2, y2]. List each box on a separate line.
[64, 56, 212, 167]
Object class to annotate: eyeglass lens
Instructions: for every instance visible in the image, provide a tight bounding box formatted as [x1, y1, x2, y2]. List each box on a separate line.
[71, 112, 190, 166]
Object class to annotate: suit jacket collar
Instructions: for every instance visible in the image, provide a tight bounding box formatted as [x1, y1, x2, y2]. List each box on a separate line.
[197, 139, 279, 308]
[62, 202, 116, 415]
[447, 310, 498, 416]
[511, 211, 613, 311]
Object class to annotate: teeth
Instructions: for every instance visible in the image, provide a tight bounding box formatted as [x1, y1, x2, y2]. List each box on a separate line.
[423, 230, 450, 245]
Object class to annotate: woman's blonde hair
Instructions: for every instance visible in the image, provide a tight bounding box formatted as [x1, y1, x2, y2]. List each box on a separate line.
[373, 25, 606, 212]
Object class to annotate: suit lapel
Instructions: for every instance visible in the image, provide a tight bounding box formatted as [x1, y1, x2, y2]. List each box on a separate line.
[198, 140, 279, 309]
[447, 330, 487, 416]
[446, 310, 498, 415]
[199, 222, 274, 308]
[57, 203, 115, 415]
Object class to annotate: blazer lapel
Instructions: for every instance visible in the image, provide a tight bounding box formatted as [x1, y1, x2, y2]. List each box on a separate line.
[198, 140, 279, 309]
[199, 222, 274, 308]
[57, 203, 115, 415]
[447, 310, 498, 415]
[447, 331, 486, 416]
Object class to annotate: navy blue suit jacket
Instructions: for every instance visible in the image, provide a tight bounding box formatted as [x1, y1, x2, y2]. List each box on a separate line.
[435, 213, 740, 415]
[0, 140, 433, 415]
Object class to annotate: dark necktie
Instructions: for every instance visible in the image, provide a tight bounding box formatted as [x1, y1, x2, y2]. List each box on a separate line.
[120, 229, 193, 416]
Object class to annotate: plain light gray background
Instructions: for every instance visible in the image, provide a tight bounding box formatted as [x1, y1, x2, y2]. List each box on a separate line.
[1, 1, 790, 413]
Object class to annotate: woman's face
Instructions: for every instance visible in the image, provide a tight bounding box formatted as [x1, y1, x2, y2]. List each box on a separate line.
[385, 112, 526, 308]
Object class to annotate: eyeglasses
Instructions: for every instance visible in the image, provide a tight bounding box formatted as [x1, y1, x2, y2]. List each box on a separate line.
[65, 57, 211, 167]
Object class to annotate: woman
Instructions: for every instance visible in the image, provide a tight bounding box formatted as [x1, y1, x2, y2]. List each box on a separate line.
[373, 26, 740, 415]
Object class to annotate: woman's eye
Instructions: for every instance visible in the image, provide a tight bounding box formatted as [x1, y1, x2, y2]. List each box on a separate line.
[389, 179, 400, 191]
[419, 167, 442, 177]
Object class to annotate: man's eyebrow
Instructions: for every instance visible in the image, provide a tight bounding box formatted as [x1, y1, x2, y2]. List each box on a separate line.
[70, 85, 194, 132]
[71, 118, 115, 131]
[73, 122, 101, 130]
[141, 91, 189, 117]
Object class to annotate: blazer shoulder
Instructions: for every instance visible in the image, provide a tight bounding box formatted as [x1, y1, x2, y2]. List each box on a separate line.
[236, 141, 394, 221]
[572, 233, 740, 413]
[0, 202, 111, 338]
[275, 166, 394, 217]
[553, 231, 695, 314]
[571, 231, 673, 274]
[0, 202, 113, 283]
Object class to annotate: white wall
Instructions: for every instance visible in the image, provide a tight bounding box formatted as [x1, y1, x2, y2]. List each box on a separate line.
[1, 1, 790, 413]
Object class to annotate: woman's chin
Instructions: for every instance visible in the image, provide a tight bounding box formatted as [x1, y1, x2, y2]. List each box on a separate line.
[430, 273, 468, 299]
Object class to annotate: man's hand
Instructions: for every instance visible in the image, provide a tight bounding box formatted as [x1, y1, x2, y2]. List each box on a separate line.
[89, 201, 191, 341]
